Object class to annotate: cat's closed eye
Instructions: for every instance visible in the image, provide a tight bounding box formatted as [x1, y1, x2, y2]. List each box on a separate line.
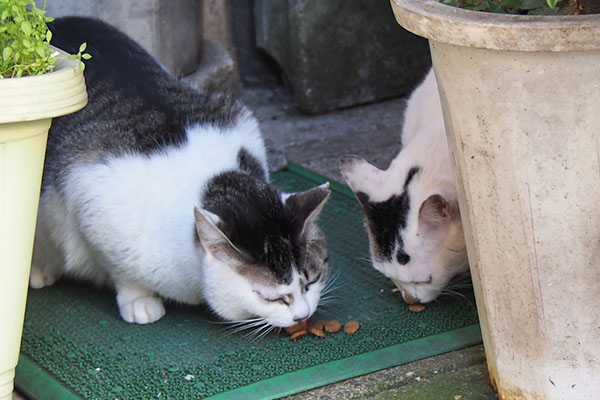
[254, 290, 290, 305]
[303, 274, 322, 292]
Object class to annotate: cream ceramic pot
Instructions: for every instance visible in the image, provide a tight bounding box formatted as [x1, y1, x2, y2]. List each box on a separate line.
[0, 48, 87, 400]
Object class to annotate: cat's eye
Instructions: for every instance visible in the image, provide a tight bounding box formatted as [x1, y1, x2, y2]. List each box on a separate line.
[304, 273, 322, 292]
[273, 297, 289, 305]
[254, 290, 289, 305]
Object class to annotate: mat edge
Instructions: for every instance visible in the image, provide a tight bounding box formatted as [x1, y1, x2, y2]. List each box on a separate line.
[207, 324, 482, 400]
[15, 354, 81, 400]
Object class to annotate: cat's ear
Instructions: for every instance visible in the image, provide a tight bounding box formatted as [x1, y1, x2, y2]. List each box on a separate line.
[194, 207, 252, 264]
[418, 194, 452, 229]
[285, 183, 331, 235]
[340, 155, 385, 206]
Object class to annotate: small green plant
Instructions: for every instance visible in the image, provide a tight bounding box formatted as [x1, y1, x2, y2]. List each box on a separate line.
[440, 0, 560, 14]
[0, 0, 90, 79]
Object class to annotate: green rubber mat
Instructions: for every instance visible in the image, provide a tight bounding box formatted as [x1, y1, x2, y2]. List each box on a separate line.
[16, 163, 481, 400]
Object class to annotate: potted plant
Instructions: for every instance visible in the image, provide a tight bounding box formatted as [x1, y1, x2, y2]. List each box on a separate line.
[390, 0, 600, 399]
[0, 1, 87, 398]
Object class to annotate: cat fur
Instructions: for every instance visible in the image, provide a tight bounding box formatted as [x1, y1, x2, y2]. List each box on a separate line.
[340, 69, 468, 304]
[31, 17, 331, 328]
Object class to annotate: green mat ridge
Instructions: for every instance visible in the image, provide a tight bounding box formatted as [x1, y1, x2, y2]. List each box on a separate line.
[16, 163, 480, 399]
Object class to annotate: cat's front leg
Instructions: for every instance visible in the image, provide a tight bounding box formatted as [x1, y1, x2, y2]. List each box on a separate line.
[29, 261, 60, 289]
[115, 281, 166, 324]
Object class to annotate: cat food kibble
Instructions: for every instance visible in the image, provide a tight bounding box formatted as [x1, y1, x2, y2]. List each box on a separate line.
[324, 320, 342, 333]
[286, 319, 358, 339]
[289, 330, 308, 340]
[285, 322, 306, 335]
[343, 320, 360, 334]
[408, 304, 426, 313]
[307, 322, 326, 338]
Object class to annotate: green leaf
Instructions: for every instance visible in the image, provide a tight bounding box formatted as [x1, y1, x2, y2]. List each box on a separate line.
[35, 44, 45, 57]
[2, 46, 11, 61]
[20, 20, 31, 35]
[81, 53, 92, 60]
[79, 42, 87, 53]
[45, 29, 51, 42]
[21, 38, 31, 48]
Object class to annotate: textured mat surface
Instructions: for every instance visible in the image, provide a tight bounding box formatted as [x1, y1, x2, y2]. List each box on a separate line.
[16, 163, 480, 400]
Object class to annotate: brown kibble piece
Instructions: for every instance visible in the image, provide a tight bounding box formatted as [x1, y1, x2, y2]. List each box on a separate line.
[285, 323, 306, 335]
[308, 322, 326, 338]
[343, 320, 360, 334]
[312, 320, 326, 330]
[289, 330, 308, 340]
[408, 304, 426, 313]
[324, 320, 342, 333]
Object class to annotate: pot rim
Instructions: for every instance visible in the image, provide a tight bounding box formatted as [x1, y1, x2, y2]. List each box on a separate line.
[0, 46, 88, 124]
[390, 0, 600, 52]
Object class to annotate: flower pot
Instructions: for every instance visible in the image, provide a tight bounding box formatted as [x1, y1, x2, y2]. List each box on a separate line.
[0, 49, 87, 400]
[390, 1, 600, 399]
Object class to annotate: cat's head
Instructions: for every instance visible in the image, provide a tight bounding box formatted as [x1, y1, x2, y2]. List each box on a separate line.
[340, 155, 468, 304]
[194, 182, 331, 328]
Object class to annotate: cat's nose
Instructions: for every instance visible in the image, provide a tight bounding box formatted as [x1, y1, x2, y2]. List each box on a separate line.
[293, 313, 310, 322]
[401, 289, 419, 305]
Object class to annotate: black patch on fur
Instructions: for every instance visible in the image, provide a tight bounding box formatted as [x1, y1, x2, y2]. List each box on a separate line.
[404, 167, 420, 190]
[362, 167, 420, 262]
[43, 17, 246, 192]
[237, 148, 267, 181]
[396, 249, 411, 265]
[362, 193, 410, 261]
[201, 171, 301, 284]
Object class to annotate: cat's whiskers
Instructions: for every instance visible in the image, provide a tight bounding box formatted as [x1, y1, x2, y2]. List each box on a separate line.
[252, 324, 276, 342]
[354, 255, 374, 264]
[321, 268, 342, 297]
[446, 272, 472, 289]
[207, 316, 263, 326]
[444, 246, 465, 254]
[317, 298, 339, 309]
[440, 288, 474, 306]
[244, 321, 275, 342]
[222, 318, 268, 336]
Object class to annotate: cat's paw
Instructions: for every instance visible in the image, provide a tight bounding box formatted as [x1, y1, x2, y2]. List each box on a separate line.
[118, 295, 166, 324]
[29, 262, 57, 289]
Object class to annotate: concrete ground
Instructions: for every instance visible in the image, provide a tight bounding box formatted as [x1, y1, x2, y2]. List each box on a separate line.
[240, 84, 498, 400]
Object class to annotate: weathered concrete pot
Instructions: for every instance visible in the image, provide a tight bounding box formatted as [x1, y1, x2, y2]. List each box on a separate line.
[390, 1, 600, 399]
[0, 49, 87, 400]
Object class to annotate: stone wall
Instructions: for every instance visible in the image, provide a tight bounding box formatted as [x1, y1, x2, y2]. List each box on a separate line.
[39, 0, 203, 77]
[254, 0, 431, 114]
[39, 0, 430, 114]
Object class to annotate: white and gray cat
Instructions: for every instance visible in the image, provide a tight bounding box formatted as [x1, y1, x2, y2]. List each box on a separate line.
[31, 17, 331, 329]
[340, 69, 468, 304]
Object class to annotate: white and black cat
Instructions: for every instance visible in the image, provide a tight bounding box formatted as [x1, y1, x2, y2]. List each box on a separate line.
[31, 17, 331, 329]
[340, 69, 468, 305]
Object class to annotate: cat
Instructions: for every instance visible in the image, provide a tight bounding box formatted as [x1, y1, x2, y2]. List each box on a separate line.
[31, 17, 331, 329]
[340, 68, 468, 305]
